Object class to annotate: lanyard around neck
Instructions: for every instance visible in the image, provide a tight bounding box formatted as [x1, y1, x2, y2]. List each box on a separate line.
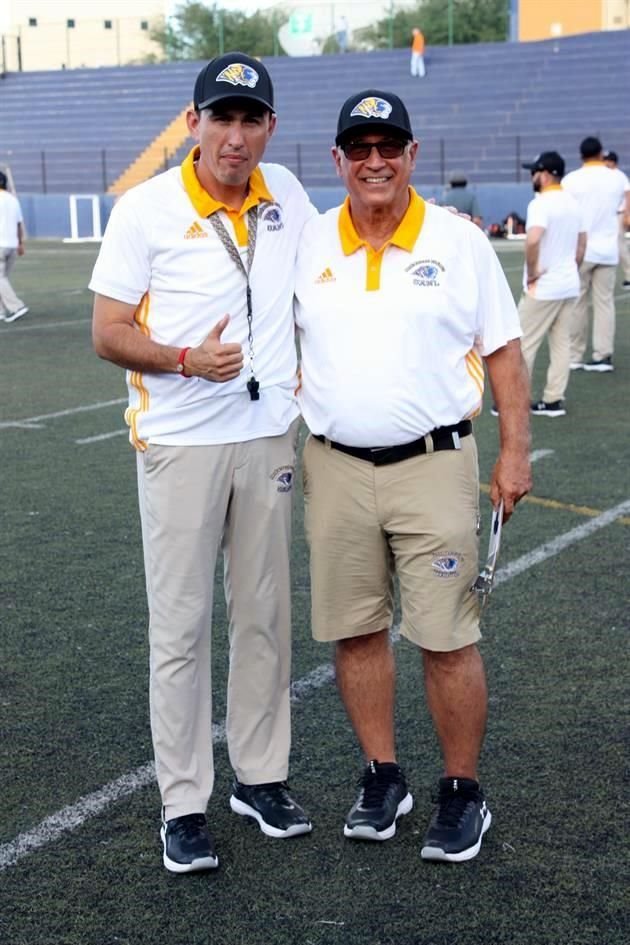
[207, 207, 260, 401]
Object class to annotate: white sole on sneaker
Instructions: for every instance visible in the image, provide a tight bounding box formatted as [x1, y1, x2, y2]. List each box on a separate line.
[420, 808, 492, 862]
[343, 792, 414, 841]
[229, 795, 313, 838]
[531, 410, 566, 417]
[4, 307, 28, 323]
[160, 825, 218, 873]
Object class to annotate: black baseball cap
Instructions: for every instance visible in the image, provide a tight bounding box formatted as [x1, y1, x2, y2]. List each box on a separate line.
[521, 151, 565, 178]
[603, 150, 618, 163]
[193, 52, 274, 112]
[335, 90, 413, 146]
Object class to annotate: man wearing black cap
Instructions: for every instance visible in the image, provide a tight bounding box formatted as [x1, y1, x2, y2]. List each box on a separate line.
[603, 150, 630, 290]
[90, 52, 315, 873]
[294, 89, 531, 862]
[516, 151, 586, 417]
[562, 136, 630, 371]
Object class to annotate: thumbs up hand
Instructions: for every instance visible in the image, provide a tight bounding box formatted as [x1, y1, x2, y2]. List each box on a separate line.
[186, 315, 244, 382]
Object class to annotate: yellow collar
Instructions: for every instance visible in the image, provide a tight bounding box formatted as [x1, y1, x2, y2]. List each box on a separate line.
[181, 145, 274, 217]
[338, 187, 426, 255]
[582, 160, 606, 168]
[541, 184, 563, 193]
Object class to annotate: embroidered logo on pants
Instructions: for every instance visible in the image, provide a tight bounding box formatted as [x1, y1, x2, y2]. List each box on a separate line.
[432, 553, 460, 577]
[270, 466, 294, 492]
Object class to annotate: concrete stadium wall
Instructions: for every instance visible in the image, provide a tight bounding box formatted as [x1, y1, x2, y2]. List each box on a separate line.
[20, 184, 533, 240]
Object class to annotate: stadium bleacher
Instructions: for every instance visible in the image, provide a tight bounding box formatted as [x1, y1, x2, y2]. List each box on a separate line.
[1, 28, 629, 194]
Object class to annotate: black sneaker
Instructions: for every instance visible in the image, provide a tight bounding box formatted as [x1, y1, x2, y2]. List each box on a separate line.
[421, 777, 491, 862]
[530, 400, 566, 417]
[622, 280, 630, 290]
[490, 405, 499, 417]
[160, 812, 218, 873]
[583, 356, 614, 372]
[230, 780, 312, 837]
[344, 760, 413, 841]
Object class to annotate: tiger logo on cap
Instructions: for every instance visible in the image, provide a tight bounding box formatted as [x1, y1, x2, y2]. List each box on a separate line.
[216, 63, 259, 88]
[350, 97, 392, 120]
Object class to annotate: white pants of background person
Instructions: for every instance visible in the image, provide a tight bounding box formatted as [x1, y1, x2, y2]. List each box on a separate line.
[570, 261, 617, 363]
[519, 294, 575, 403]
[137, 421, 298, 821]
[410, 52, 426, 77]
[0, 247, 25, 316]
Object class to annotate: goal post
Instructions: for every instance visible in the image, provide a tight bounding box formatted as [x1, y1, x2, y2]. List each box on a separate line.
[63, 194, 102, 243]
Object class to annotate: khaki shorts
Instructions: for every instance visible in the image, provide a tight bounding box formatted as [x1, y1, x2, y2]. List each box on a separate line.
[303, 433, 481, 652]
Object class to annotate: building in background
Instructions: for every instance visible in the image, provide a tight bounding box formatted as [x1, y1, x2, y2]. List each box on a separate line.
[0, 0, 166, 71]
[518, 0, 630, 41]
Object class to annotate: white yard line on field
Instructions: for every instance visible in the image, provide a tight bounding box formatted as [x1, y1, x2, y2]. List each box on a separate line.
[75, 430, 128, 444]
[0, 665, 332, 870]
[0, 318, 91, 333]
[530, 449, 555, 462]
[0, 399, 126, 430]
[1, 498, 629, 871]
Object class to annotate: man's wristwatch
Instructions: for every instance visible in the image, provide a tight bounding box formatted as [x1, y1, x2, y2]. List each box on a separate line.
[176, 346, 191, 377]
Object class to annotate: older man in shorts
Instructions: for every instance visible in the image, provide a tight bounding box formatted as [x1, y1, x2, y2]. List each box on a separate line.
[294, 90, 531, 862]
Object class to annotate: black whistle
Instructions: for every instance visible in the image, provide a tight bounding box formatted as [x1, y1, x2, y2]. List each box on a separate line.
[247, 377, 260, 401]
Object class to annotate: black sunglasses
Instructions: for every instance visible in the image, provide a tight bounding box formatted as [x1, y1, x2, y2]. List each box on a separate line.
[341, 139, 408, 162]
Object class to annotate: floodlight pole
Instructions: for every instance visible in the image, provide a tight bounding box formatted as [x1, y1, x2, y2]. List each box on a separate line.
[447, 0, 454, 47]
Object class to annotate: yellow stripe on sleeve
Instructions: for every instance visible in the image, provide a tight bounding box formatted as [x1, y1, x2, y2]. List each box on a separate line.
[125, 293, 151, 451]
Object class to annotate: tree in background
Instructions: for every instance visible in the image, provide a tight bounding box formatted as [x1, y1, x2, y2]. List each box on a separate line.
[151, 1, 287, 60]
[358, 0, 509, 50]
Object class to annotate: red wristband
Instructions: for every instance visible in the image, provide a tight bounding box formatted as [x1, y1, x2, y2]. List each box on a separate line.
[176, 347, 191, 377]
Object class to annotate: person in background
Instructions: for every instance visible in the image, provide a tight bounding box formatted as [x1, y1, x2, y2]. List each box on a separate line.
[603, 150, 630, 290]
[410, 27, 426, 78]
[90, 52, 315, 875]
[516, 151, 586, 418]
[562, 136, 630, 372]
[295, 89, 531, 863]
[0, 170, 28, 324]
[440, 171, 483, 227]
[336, 15, 349, 53]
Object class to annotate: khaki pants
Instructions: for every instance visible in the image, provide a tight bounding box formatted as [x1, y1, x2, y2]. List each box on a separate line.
[137, 422, 298, 820]
[518, 293, 575, 402]
[0, 247, 24, 315]
[618, 215, 630, 282]
[570, 261, 617, 363]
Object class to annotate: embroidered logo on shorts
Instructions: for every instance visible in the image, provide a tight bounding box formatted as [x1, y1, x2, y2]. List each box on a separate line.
[405, 258, 445, 287]
[261, 203, 284, 232]
[432, 553, 460, 577]
[270, 465, 294, 492]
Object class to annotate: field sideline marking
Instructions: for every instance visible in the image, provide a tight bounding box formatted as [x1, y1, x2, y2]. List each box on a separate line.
[76, 430, 128, 444]
[2, 497, 629, 871]
[0, 318, 91, 333]
[479, 482, 630, 527]
[0, 399, 126, 430]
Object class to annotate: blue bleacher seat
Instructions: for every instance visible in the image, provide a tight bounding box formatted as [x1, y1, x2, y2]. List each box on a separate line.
[1, 29, 629, 193]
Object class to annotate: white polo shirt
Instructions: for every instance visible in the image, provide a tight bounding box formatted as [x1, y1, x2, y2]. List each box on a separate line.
[294, 190, 521, 448]
[90, 148, 316, 449]
[0, 190, 23, 248]
[562, 161, 629, 265]
[523, 185, 582, 300]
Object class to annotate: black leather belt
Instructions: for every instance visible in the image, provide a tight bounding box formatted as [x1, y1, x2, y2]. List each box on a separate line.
[313, 420, 472, 467]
